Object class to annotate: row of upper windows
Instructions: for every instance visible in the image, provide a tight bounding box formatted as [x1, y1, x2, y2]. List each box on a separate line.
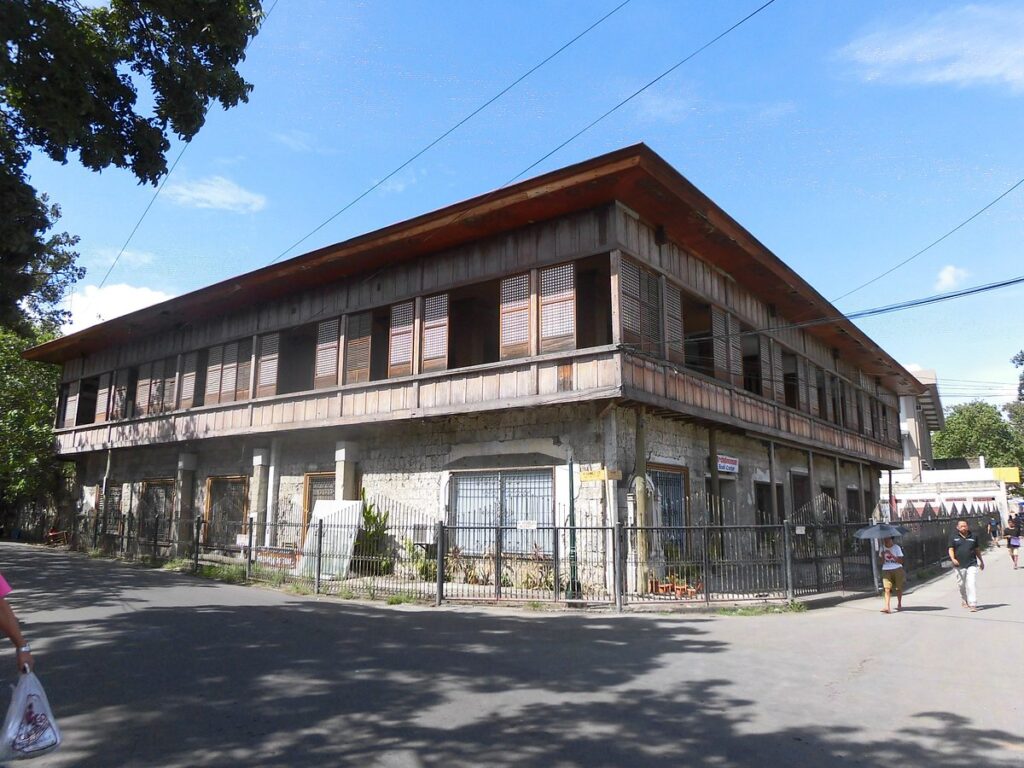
[55, 252, 898, 446]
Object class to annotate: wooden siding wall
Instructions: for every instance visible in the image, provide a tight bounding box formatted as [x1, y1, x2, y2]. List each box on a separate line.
[609, 202, 898, 405]
[65, 206, 614, 384]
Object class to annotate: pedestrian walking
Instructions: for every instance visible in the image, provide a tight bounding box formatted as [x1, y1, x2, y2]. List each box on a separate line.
[988, 517, 1001, 547]
[1006, 511, 1020, 569]
[878, 535, 905, 613]
[0, 572, 34, 672]
[948, 519, 985, 612]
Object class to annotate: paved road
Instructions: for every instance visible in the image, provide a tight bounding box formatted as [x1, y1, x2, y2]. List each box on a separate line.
[0, 542, 1021, 767]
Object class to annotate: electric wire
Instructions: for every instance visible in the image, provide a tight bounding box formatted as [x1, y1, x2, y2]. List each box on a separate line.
[96, 0, 281, 290]
[830, 173, 1024, 305]
[267, 0, 635, 265]
[411, 0, 779, 254]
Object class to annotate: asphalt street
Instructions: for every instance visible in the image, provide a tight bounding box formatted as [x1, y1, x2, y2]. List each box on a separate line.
[0, 541, 1021, 767]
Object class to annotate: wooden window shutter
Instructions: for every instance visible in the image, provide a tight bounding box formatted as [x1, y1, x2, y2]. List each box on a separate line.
[344, 313, 371, 384]
[771, 340, 785, 403]
[63, 380, 80, 428]
[161, 357, 177, 412]
[844, 383, 857, 431]
[500, 273, 530, 360]
[94, 373, 111, 423]
[421, 293, 449, 373]
[204, 346, 223, 405]
[710, 307, 729, 381]
[758, 335, 772, 397]
[540, 263, 576, 354]
[664, 286, 684, 364]
[148, 358, 166, 414]
[387, 302, 414, 378]
[807, 362, 820, 418]
[859, 391, 872, 435]
[236, 339, 253, 400]
[314, 318, 341, 389]
[136, 362, 153, 417]
[256, 333, 279, 397]
[180, 353, 198, 409]
[619, 258, 642, 347]
[640, 268, 661, 354]
[796, 357, 808, 412]
[219, 342, 238, 403]
[727, 313, 743, 386]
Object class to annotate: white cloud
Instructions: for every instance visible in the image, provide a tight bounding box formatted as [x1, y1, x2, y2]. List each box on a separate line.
[376, 167, 426, 195]
[91, 247, 156, 267]
[634, 88, 695, 124]
[62, 284, 175, 335]
[272, 130, 315, 152]
[164, 176, 267, 213]
[935, 265, 969, 291]
[903, 362, 924, 373]
[839, 5, 1024, 91]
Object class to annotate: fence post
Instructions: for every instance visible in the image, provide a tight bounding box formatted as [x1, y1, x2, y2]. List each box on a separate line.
[702, 523, 712, 605]
[152, 514, 160, 561]
[92, 513, 99, 550]
[193, 517, 202, 574]
[494, 521, 502, 601]
[613, 522, 623, 612]
[552, 523, 561, 602]
[435, 521, 445, 607]
[314, 518, 324, 595]
[245, 516, 254, 582]
[783, 521, 794, 602]
[838, 522, 846, 591]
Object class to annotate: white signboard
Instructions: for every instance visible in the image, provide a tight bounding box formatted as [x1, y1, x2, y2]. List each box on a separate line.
[717, 455, 739, 474]
[795, 525, 806, 535]
[516, 520, 538, 530]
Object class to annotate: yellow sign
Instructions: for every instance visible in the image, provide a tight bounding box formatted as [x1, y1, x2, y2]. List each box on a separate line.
[579, 469, 622, 482]
[993, 467, 1021, 483]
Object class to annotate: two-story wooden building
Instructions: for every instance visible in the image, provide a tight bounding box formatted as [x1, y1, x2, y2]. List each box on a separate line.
[25, 144, 917, 553]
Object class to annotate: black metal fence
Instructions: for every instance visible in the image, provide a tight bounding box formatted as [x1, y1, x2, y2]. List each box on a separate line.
[69, 493, 996, 607]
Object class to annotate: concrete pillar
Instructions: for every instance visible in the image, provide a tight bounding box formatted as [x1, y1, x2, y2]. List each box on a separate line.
[335, 441, 360, 501]
[768, 441, 778, 523]
[173, 452, 197, 557]
[251, 448, 271, 547]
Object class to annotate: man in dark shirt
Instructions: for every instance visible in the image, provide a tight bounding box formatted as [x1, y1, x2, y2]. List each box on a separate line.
[948, 519, 985, 612]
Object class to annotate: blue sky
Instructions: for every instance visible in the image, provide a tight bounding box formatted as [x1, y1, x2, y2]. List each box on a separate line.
[28, 1, 1024, 407]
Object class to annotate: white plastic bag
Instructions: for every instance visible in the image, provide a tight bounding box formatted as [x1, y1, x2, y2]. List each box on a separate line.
[0, 671, 61, 760]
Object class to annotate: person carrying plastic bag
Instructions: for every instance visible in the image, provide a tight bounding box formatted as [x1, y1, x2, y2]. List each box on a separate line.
[0, 571, 60, 760]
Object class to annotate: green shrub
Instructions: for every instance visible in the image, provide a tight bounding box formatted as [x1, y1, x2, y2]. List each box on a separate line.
[352, 490, 394, 575]
[386, 592, 416, 605]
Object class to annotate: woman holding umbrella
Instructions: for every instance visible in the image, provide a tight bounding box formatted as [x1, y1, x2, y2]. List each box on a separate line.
[878, 536, 905, 613]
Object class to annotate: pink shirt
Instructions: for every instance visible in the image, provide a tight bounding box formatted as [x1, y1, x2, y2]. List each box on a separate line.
[0, 573, 10, 598]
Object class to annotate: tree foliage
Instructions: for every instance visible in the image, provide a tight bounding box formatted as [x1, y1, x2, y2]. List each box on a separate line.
[932, 401, 1024, 470]
[0, 326, 63, 511]
[1, 0, 263, 330]
[1013, 349, 1024, 401]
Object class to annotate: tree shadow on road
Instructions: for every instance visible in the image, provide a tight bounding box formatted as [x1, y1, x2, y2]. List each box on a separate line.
[3, 545, 1018, 767]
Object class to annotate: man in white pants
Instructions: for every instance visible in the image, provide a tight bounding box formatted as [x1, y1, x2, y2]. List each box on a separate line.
[948, 519, 985, 612]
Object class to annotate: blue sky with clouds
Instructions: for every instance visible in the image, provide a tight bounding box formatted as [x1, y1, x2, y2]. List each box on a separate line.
[27, 1, 1024, 407]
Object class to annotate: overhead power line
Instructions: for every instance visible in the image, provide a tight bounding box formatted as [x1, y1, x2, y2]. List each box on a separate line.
[831, 173, 1024, 305]
[97, 0, 281, 289]
[623, 273, 1024, 357]
[268, 0, 635, 265]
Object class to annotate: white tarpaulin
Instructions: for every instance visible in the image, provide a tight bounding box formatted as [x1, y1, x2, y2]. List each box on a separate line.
[295, 500, 364, 578]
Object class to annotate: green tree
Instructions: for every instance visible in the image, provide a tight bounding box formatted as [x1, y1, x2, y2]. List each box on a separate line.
[0, 326, 63, 513]
[1013, 349, 1024, 401]
[932, 401, 1024, 470]
[1, 0, 263, 330]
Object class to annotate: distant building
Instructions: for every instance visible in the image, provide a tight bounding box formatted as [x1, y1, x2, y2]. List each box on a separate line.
[883, 369, 1018, 520]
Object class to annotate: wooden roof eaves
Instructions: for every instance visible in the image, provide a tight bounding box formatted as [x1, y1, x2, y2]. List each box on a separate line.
[23, 143, 923, 396]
